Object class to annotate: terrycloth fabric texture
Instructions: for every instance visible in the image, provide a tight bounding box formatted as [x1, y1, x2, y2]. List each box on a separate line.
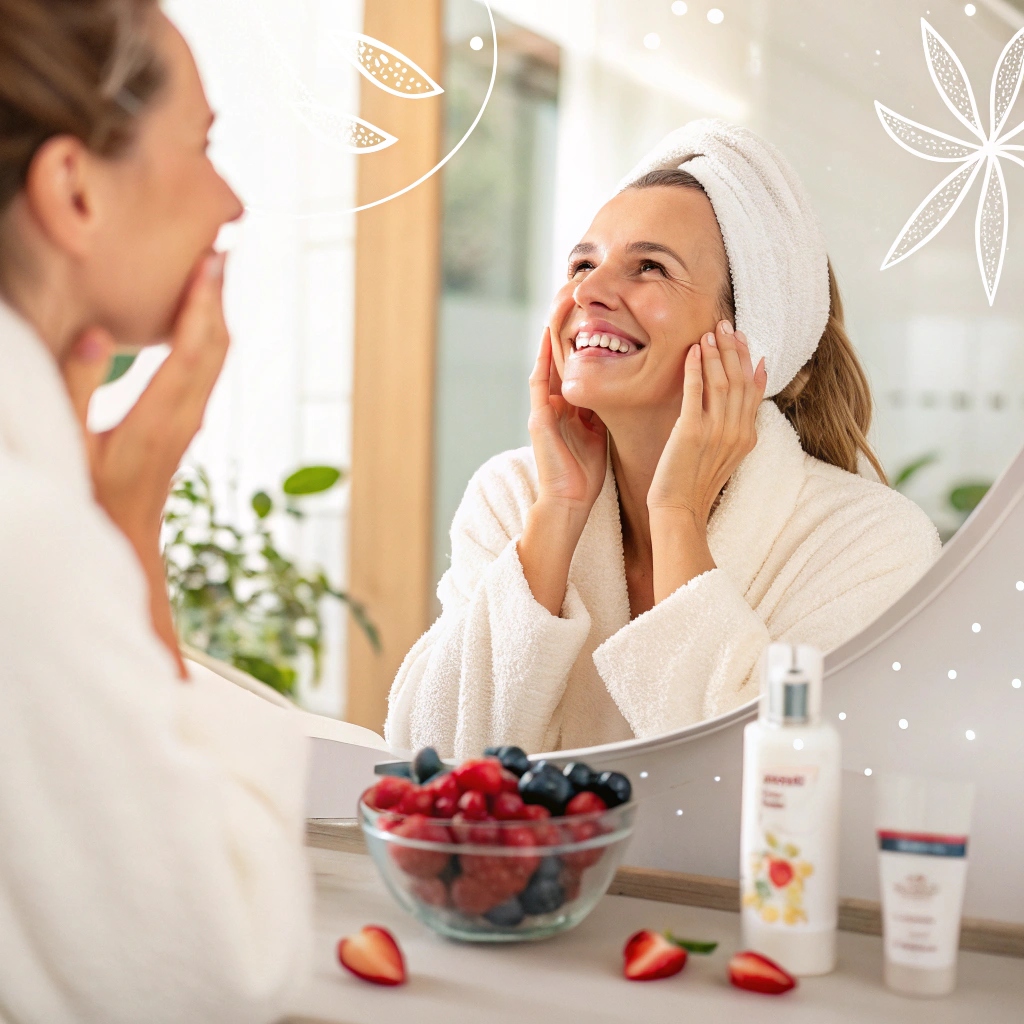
[620, 119, 830, 397]
[0, 301, 312, 1024]
[386, 405, 940, 759]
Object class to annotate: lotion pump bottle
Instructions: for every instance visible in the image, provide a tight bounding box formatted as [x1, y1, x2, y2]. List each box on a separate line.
[740, 643, 840, 976]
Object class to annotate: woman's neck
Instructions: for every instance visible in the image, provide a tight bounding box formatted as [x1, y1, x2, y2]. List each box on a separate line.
[606, 403, 680, 562]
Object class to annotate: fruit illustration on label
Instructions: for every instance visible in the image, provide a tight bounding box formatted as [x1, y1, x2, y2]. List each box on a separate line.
[742, 832, 813, 926]
[341, 33, 445, 98]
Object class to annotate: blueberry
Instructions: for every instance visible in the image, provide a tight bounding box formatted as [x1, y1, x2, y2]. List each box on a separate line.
[591, 770, 632, 808]
[439, 857, 461, 884]
[496, 746, 531, 778]
[411, 746, 444, 783]
[374, 761, 413, 779]
[532, 856, 563, 883]
[483, 746, 501, 757]
[519, 765, 574, 815]
[520, 877, 565, 916]
[562, 762, 596, 792]
[484, 897, 525, 928]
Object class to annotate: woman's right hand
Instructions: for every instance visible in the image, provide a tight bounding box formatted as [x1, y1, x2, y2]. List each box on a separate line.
[60, 250, 232, 675]
[519, 323, 607, 617]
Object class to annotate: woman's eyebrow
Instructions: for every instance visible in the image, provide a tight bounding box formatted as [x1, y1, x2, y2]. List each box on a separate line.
[626, 240, 688, 270]
[568, 242, 596, 261]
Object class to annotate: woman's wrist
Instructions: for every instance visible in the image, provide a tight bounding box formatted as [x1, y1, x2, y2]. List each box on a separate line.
[517, 498, 589, 617]
[649, 506, 716, 604]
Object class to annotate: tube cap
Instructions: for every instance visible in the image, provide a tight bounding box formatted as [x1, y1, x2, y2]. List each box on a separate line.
[761, 643, 824, 725]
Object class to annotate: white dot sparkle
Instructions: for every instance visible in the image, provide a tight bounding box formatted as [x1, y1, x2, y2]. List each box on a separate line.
[671, 0, 688, 14]
[864, 768, 873, 776]
[965, 3, 977, 15]
[972, 622, 981, 633]
[639, 771, 649, 779]
[469, 35, 484, 51]
[644, 32, 661, 49]
[707, 8, 725, 24]
[714, 776, 721, 782]
[948, 669, 958, 680]
[1016, 580, 1024, 591]
[1013, 678, 1022, 689]
[793, 739, 805, 750]
[838, 712, 847, 720]
[899, 719, 909, 730]
[676, 808, 684, 816]
[966, 729, 976, 740]
[892, 661, 901, 671]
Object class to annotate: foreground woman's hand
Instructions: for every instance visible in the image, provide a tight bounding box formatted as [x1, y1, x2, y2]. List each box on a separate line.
[61, 252, 231, 676]
[518, 326, 608, 616]
[648, 319, 767, 604]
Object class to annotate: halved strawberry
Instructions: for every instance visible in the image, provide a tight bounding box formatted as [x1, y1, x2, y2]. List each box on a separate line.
[623, 930, 688, 981]
[337, 925, 406, 986]
[768, 858, 794, 888]
[728, 951, 797, 994]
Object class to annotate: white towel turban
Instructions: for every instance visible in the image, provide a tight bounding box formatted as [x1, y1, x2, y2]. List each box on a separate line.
[619, 119, 830, 397]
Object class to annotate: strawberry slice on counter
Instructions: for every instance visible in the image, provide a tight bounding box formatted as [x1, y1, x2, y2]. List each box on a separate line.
[728, 950, 797, 994]
[623, 930, 688, 981]
[337, 925, 406, 986]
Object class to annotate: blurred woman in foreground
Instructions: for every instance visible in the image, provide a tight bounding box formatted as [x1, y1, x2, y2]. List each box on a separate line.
[0, 2, 310, 1021]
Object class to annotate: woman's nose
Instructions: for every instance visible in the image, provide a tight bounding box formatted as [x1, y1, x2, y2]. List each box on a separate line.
[222, 178, 245, 225]
[572, 263, 621, 312]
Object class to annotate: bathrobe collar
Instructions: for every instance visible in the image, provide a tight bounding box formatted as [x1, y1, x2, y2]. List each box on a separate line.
[0, 300, 92, 500]
[572, 401, 807, 619]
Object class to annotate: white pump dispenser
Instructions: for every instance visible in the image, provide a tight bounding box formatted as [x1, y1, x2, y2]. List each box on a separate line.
[740, 643, 840, 975]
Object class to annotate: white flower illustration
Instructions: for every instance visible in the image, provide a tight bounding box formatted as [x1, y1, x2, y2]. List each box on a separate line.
[876, 18, 1024, 305]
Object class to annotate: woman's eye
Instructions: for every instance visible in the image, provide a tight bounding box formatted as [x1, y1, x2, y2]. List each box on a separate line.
[569, 260, 595, 277]
[639, 260, 666, 275]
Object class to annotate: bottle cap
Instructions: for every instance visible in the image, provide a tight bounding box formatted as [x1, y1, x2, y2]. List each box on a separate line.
[761, 643, 824, 725]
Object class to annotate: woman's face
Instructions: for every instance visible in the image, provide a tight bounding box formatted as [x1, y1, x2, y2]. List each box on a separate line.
[85, 13, 243, 346]
[553, 185, 729, 418]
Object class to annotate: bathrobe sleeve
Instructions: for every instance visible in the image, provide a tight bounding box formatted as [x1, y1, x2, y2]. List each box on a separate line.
[387, 452, 592, 759]
[593, 482, 940, 738]
[0, 466, 311, 1024]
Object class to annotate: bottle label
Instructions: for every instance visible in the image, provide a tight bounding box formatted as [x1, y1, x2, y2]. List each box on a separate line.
[877, 830, 969, 969]
[742, 765, 826, 928]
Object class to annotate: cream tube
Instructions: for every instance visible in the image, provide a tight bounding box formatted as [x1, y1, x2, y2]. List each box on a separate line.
[875, 774, 974, 997]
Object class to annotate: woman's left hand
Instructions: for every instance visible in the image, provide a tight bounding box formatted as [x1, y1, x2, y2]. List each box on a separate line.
[647, 319, 767, 601]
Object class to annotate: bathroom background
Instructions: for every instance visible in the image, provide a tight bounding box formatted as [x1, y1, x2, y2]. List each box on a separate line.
[91, 0, 1024, 727]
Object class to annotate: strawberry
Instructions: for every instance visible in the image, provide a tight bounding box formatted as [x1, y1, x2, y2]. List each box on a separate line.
[560, 866, 582, 903]
[451, 874, 502, 915]
[623, 930, 688, 981]
[396, 785, 435, 817]
[563, 819, 604, 870]
[432, 793, 458, 819]
[373, 775, 414, 810]
[728, 951, 797, 995]
[768, 858, 794, 888]
[518, 803, 551, 822]
[566, 791, 607, 816]
[337, 925, 406, 986]
[452, 758, 504, 796]
[491, 792, 526, 821]
[457, 790, 489, 820]
[460, 852, 535, 906]
[410, 877, 449, 908]
[499, 768, 520, 794]
[424, 772, 459, 801]
[450, 812, 500, 846]
[388, 815, 452, 879]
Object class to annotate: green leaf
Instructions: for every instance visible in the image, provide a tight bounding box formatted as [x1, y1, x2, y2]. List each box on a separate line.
[282, 465, 343, 496]
[892, 452, 938, 491]
[251, 491, 273, 519]
[104, 353, 137, 384]
[664, 933, 718, 955]
[755, 879, 772, 902]
[949, 482, 991, 514]
[232, 654, 296, 697]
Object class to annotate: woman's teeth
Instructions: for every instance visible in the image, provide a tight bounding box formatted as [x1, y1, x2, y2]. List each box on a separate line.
[573, 332, 637, 354]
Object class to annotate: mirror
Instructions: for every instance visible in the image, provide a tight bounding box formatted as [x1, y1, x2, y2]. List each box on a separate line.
[151, 0, 1024, 783]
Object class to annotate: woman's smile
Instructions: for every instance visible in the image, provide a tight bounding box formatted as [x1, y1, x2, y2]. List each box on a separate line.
[567, 319, 646, 359]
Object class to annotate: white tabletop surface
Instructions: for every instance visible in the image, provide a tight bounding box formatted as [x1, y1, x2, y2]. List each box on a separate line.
[286, 848, 1024, 1024]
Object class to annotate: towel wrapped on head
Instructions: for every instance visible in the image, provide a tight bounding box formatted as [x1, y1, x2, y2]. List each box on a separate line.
[619, 119, 830, 397]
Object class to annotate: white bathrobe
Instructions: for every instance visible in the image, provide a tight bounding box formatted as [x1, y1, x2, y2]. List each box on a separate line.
[0, 302, 311, 1024]
[387, 403, 940, 758]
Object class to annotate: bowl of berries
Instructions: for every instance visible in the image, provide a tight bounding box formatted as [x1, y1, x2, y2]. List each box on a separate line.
[359, 746, 636, 942]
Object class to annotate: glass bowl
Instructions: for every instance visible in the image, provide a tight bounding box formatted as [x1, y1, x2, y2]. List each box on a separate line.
[359, 796, 637, 942]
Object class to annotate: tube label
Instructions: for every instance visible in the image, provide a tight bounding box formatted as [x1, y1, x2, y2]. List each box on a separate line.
[877, 830, 968, 970]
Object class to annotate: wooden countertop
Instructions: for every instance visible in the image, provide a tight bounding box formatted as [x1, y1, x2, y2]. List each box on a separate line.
[285, 848, 1024, 1024]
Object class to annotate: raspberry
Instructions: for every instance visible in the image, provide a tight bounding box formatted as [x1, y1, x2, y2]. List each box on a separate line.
[374, 775, 414, 810]
[433, 794, 458, 819]
[424, 772, 459, 801]
[396, 785, 435, 816]
[452, 758, 504, 796]
[451, 812, 500, 846]
[410, 877, 449, 908]
[456, 790, 489, 820]
[566, 791, 607, 816]
[388, 814, 452, 879]
[491, 792, 526, 821]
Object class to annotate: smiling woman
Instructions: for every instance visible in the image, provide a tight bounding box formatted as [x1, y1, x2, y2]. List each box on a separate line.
[386, 119, 941, 759]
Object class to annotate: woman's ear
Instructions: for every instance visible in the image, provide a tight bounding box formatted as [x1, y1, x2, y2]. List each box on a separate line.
[22, 135, 99, 258]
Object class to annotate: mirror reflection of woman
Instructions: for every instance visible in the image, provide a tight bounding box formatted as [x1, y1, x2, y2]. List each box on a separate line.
[0, 2, 309, 1020]
[388, 121, 940, 759]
